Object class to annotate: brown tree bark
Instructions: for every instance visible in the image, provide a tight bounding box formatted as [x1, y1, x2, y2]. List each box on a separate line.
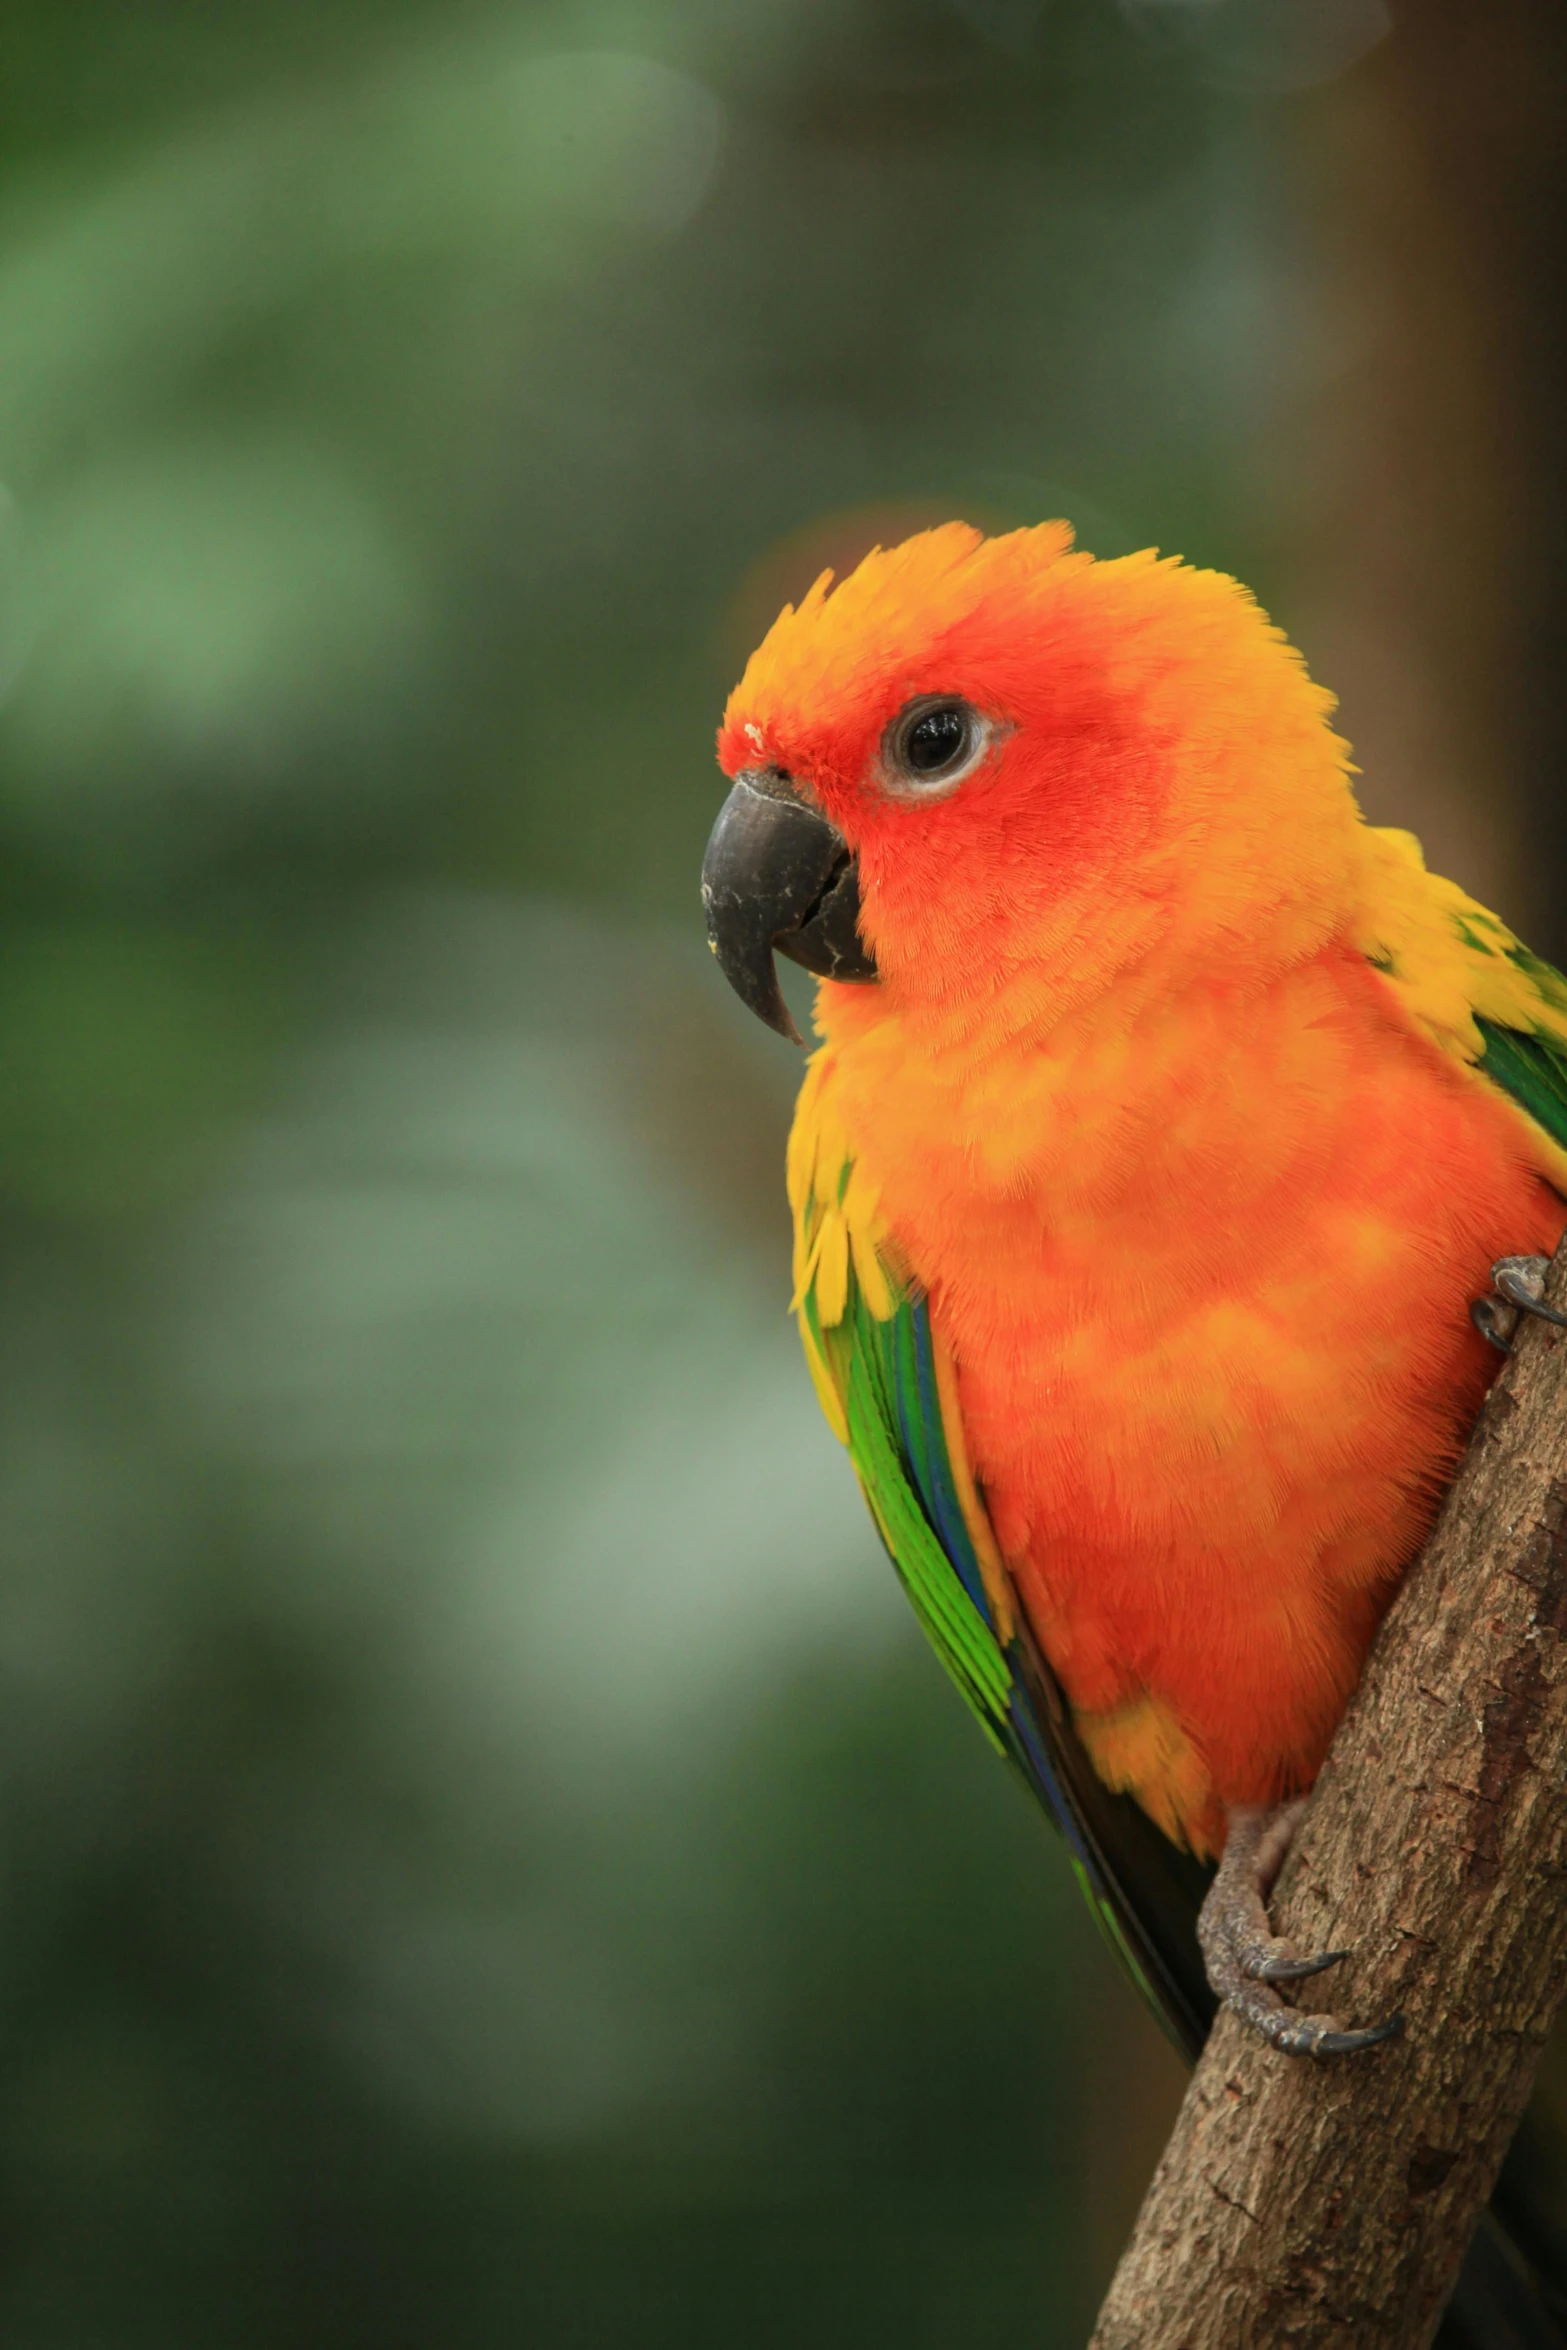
[1089, 1237, 1567, 2349]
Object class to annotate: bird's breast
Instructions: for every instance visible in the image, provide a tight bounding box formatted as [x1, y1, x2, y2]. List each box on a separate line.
[809, 941, 1564, 1834]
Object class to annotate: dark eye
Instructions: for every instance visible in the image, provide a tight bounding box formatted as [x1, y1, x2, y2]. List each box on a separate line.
[882, 695, 992, 796]
[911, 706, 970, 772]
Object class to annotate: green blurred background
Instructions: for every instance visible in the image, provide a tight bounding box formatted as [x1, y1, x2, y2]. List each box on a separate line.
[1, 2, 1563, 2342]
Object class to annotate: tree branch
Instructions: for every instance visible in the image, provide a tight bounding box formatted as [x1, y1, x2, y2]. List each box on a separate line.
[1090, 1235, 1567, 2350]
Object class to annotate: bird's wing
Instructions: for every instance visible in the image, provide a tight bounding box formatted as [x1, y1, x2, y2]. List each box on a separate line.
[1357, 826, 1567, 1166]
[1355, 835, 1567, 2348]
[788, 1059, 1215, 2058]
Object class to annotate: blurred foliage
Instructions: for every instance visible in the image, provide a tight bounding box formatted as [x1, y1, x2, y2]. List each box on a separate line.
[0, 0, 1429, 2342]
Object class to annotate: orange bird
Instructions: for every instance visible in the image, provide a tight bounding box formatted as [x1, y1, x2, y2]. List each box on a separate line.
[701, 523, 1567, 2103]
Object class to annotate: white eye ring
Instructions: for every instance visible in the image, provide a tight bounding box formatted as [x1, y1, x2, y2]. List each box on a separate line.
[879, 695, 996, 799]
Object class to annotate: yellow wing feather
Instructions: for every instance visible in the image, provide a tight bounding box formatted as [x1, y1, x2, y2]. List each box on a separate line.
[1354, 824, 1567, 1190]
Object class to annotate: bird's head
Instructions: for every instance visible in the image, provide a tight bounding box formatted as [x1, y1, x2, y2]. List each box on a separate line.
[704, 520, 1360, 1044]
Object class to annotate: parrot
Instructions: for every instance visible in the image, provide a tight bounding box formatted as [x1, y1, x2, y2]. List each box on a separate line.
[700, 521, 1567, 2346]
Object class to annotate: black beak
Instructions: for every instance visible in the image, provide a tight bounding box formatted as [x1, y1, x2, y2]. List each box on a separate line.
[701, 769, 878, 1044]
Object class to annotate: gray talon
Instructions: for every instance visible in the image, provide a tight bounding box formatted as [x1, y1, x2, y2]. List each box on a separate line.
[1301, 2013, 1405, 2059]
[1198, 1801, 1398, 2060]
[1492, 1254, 1567, 1329]
[1250, 1947, 1349, 1984]
[1471, 1296, 1516, 1356]
[1258, 2009, 1403, 2059]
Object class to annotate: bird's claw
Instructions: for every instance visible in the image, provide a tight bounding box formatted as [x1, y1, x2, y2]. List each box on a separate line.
[1249, 1945, 1348, 1983]
[1197, 1800, 1402, 2060]
[1495, 1253, 1567, 1325]
[1250, 2007, 1404, 2060]
[1472, 1254, 1567, 1355]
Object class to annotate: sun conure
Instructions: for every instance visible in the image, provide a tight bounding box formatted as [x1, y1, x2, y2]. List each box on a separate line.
[701, 521, 1567, 2344]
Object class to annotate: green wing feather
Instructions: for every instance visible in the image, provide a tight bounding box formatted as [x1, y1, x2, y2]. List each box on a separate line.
[792, 1099, 1215, 2057]
[1477, 1013, 1567, 1154]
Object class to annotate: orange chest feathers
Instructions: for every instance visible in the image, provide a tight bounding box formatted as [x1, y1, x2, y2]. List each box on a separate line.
[809, 943, 1565, 1854]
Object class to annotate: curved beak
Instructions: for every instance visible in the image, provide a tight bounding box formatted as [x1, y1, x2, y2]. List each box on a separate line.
[701, 769, 878, 1045]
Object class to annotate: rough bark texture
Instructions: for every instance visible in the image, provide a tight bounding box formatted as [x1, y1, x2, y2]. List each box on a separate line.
[1090, 1236, 1567, 2350]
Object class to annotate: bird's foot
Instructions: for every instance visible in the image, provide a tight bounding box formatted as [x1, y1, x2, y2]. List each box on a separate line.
[1471, 1254, 1567, 1356]
[1197, 1801, 1403, 2059]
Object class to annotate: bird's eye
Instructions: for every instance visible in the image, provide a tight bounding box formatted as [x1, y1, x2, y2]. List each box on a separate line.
[882, 696, 993, 797]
